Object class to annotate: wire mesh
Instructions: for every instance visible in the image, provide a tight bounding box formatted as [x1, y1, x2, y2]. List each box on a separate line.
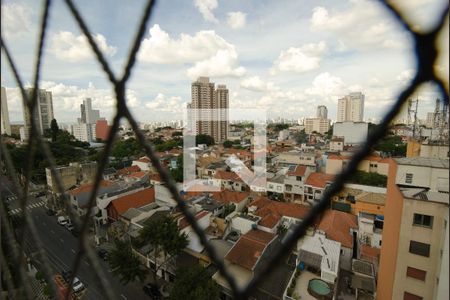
[0, 0, 448, 299]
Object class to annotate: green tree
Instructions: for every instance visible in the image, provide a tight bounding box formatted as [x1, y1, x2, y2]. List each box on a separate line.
[111, 138, 142, 158]
[139, 215, 188, 286]
[172, 131, 183, 137]
[374, 135, 406, 156]
[170, 266, 219, 300]
[169, 156, 184, 182]
[222, 140, 233, 148]
[222, 204, 236, 217]
[195, 134, 215, 146]
[50, 119, 59, 142]
[108, 239, 147, 284]
[348, 170, 387, 187]
[293, 130, 308, 144]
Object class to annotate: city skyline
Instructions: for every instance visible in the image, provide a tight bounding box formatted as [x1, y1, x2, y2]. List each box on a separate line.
[1, 0, 448, 124]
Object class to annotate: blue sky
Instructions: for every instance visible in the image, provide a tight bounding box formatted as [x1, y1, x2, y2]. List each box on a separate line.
[1, 0, 448, 124]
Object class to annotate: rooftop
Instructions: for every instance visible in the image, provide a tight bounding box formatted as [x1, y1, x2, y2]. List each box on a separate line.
[109, 187, 155, 215]
[400, 187, 449, 204]
[317, 210, 358, 248]
[395, 157, 449, 169]
[305, 173, 335, 188]
[287, 165, 308, 177]
[225, 229, 276, 270]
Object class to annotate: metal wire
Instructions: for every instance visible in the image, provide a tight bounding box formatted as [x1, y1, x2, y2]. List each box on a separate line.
[0, 0, 448, 299]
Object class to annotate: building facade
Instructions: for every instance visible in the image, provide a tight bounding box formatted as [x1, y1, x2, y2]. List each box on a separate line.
[188, 77, 229, 143]
[305, 118, 330, 134]
[317, 105, 328, 119]
[21, 88, 54, 140]
[337, 92, 365, 122]
[1, 87, 11, 135]
[377, 158, 449, 300]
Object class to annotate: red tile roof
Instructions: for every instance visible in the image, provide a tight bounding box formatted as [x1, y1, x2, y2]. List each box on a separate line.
[117, 165, 141, 175]
[258, 213, 281, 229]
[149, 173, 162, 182]
[225, 230, 276, 270]
[327, 154, 352, 160]
[214, 170, 243, 182]
[110, 187, 155, 215]
[305, 172, 335, 188]
[136, 156, 151, 163]
[125, 171, 147, 179]
[317, 210, 358, 248]
[249, 196, 310, 220]
[211, 190, 250, 204]
[360, 244, 380, 262]
[68, 180, 114, 196]
[287, 165, 307, 176]
[178, 210, 210, 230]
[225, 148, 252, 159]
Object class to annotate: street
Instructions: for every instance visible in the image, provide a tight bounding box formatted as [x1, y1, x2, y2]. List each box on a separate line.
[1, 176, 151, 299]
[24, 201, 150, 299]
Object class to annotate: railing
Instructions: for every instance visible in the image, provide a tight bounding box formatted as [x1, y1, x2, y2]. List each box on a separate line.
[0, 1, 449, 300]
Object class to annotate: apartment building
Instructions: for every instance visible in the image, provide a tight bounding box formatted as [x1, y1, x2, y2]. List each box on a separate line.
[1, 87, 11, 135]
[188, 77, 229, 143]
[21, 88, 54, 140]
[377, 157, 449, 300]
[337, 92, 364, 122]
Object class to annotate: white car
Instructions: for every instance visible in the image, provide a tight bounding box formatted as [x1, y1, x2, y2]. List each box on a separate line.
[72, 277, 85, 293]
[57, 216, 68, 226]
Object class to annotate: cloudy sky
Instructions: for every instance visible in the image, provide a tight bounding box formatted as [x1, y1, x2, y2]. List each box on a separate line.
[1, 0, 448, 124]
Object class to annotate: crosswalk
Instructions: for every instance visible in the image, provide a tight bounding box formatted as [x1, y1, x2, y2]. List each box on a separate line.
[9, 200, 46, 215]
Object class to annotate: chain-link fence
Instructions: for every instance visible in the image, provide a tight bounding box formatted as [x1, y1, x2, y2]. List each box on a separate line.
[1, 0, 448, 299]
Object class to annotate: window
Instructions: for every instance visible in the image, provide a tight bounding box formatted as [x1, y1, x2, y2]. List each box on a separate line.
[406, 267, 426, 281]
[409, 241, 430, 257]
[405, 173, 413, 184]
[403, 292, 423, 300]
[413, 214, 433, 228]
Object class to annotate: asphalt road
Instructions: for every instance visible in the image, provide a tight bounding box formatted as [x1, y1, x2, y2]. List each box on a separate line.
[25, 202, 150, 299]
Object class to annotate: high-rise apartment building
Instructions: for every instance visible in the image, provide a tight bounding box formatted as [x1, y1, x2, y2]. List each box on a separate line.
[21, 88, 54, 140]
[317, 105, 328, 119]
[305, 105, 330, 134]
[80, 98, 100, 124]
[337, 92, 365, 122]
[377, 157, 449, 300]
[1, 87, 11, 135]
[188, 77, 229, 143]
[72, 98, 101, 142]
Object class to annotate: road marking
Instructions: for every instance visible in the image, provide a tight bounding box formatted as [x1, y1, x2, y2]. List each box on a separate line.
[59, 238, 64, 243]
[50, 230, 55, 234]
[71, 249, 76, 254]
[121, 294, 127, 300]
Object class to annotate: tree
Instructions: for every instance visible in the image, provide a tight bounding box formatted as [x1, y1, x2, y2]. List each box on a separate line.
[108, 239, 147, 284]
[348, 170, 387, 187]
[169, 156, 184, 182]
[222, 140, 233, 148]
[222, 204, 236, 217]
[139, 215, 188, 286]
[293, 130, 308, 144]
[195, 134, 214, 146]
[50, 119, 59, 142]
[170, 266, 219, 300]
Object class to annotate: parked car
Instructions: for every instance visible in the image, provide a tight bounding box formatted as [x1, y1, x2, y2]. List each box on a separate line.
[65, 223, 75, 231]
[72, 277, 85, 293]
[97, 249, 108, 261]
[46, 209, 56, 216]
[143, 283, 161, 299]
[57, 216, 69, 226]
[61, 270, 73, 283]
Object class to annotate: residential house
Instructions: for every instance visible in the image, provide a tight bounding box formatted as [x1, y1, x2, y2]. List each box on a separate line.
[317, 210, 358, 270]
[273, 151, 316, 168]
[132, 156, 152, 171]
[212, 170, 248, 192]
[106, 187, 155, 221]
[304, 172, 335, 204]
[284, 165, 313, 202]
[325, 154, 390, 176]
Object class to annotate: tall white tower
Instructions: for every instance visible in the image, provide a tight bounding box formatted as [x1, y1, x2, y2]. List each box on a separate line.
[1, 87, 11, 135]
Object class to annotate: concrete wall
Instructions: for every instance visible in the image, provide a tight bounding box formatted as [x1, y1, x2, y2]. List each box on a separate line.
[396, 164, 449, 192]
[333, 122, 368, 145]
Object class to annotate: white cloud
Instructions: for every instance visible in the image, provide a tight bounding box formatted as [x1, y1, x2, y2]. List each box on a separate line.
[139, 25, 246, 79]
[310, 2, 408, 50]
[240, 76, 267, 92]
[49, 31, 117, 62]
[272, 41, 327, 74]
[227, 11, 247, 29]
[305, 72, 346, 98]
[145, 93, 186, 113]
[194, 0, 218, 23]
[1, 3, 31, 38]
